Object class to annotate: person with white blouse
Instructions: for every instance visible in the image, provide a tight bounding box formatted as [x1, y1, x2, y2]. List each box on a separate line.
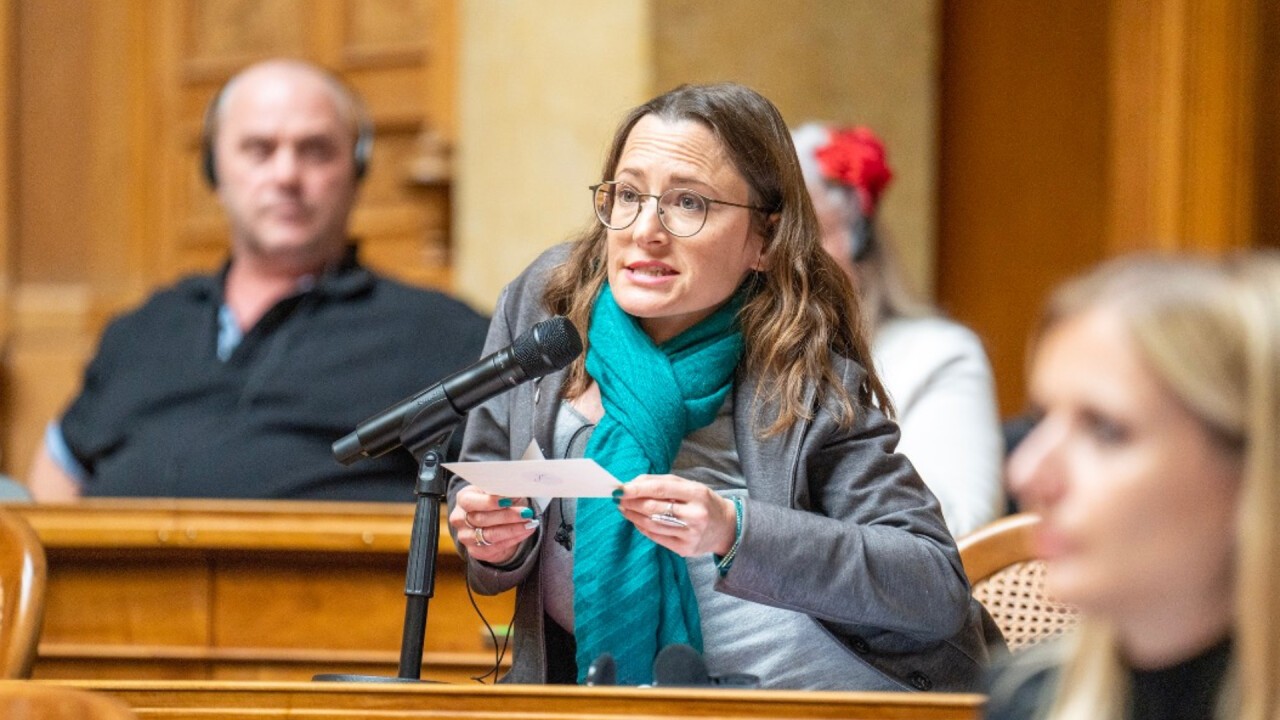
[792, 123, 1004, 538]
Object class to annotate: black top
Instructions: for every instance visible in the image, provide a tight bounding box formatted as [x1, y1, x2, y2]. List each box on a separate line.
[1129, 637, 1231, 720]
[985, 637, 1233, 720]
[60, 247, 490, 501]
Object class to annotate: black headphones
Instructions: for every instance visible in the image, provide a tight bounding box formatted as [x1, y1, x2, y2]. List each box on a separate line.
[199, 68, 374, 189]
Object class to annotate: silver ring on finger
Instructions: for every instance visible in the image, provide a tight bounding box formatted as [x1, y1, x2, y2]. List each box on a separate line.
[474, 526, 493, 547]
[650, 501, 687, 529]
[463, 513, 477, 530]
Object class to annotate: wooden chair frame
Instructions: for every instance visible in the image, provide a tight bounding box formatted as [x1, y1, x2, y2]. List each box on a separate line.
[957, 513, 1042, 584]
[957, 513, 1078, 653]
[0, 509, 47, 678]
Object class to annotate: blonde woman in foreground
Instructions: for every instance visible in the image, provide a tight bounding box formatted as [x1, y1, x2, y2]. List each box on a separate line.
[986, 251, 1280, 720]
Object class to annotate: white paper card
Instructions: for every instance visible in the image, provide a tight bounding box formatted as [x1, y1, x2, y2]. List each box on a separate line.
[520, 441, 551, 512]
[444, 458, 622, 498]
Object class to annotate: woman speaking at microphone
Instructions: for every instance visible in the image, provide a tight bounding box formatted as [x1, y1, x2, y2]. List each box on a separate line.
[447, 82, 999, 690]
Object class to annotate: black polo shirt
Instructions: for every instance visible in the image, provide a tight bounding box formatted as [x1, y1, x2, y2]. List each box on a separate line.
[60, 249, 489, 501]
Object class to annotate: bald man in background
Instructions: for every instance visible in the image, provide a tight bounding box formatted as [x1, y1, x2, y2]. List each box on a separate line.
[28, 59, 488, 502]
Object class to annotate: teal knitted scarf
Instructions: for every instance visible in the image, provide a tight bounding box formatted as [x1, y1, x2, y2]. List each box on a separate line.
[572, 283, 745, 685]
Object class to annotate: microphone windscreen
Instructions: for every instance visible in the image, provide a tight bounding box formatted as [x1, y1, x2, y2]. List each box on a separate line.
[513, 316, 582, 376]
[585, 652, 616, 686]
[652, 643, 710, 687]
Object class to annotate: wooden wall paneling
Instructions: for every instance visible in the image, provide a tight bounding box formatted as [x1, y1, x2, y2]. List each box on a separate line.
[422, 0, 456, 142]
[937, 1, 1111, 418]
[0, 0, 11, 346]
[2, 0, 153, 481]
[14, 0, 92, 288]
[113, 1, 164, 328]
[338, 2, 455, 290]
[0, 0, 14, 459]
[85, 1, 153, 326]
[1107, 0, 1259, 254]
[346, 65, 451, 289]
[1183, 0, 1256, 251]
[341, 0, 430, 66]
[1, 320, 93, 482]
[1255, 0, 1279, 249]
[940, 0, 1267, 420]
[182, 0, 309, 79]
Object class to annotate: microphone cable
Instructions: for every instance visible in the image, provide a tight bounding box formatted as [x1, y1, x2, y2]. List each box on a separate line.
[465, 560, 519, 684]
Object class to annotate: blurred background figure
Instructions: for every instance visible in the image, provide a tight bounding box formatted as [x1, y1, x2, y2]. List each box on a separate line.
[792, 123, 1004, 538]
[987, 252, 1280, 720]
[25, 59, 488, 503]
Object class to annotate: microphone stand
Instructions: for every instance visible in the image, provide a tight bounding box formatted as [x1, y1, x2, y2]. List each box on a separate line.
[315, 392, 462, 683]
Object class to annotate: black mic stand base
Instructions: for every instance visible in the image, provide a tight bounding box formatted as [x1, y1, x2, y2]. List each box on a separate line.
[311, 674, 440, 684]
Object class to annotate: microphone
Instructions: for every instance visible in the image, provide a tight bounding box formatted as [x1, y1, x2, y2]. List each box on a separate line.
[652, 644, 760, 688]
[652, 644, 709, 687]
[333, 315, 582, 464]
[585, 652, 616, 686]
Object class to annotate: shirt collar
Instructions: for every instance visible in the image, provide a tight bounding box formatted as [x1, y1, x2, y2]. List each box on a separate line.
[183, 243, 374, 303]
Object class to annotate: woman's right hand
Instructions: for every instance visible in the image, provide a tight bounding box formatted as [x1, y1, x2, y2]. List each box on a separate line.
[450, 486, 539, 565]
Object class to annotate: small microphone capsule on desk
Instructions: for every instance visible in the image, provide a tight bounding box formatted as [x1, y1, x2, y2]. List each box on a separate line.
[585, 652, 616, 686]
[652, 644, 761, 688]
[652, 644, 709, 687]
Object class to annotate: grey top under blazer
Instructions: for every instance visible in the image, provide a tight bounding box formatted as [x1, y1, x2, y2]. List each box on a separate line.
[448, 244, 1002, 691]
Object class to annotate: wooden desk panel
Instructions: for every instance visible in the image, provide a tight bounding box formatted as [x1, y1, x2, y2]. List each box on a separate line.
[7, 499, 513, 682]
[41, 553, 212, 646]
[46, 680, 986, 720]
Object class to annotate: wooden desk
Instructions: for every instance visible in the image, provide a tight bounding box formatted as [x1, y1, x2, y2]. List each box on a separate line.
[7, 499, 514, 682]
[46, 680, 986, 720]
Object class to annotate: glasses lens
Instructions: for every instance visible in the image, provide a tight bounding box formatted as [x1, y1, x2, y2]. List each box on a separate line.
[592, 184, 613, 227]
[594, 183, 637, 230]
[658, 189, 707, 237]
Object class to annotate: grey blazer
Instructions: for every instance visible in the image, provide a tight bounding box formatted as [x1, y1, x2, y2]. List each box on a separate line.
[448, 244, 1002, 691]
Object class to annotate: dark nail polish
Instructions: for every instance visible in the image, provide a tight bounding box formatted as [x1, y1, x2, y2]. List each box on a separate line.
[611, 488, 624, 500]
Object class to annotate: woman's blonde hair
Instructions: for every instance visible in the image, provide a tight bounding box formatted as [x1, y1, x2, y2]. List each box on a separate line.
[543, 83, 891, 433]
[1032, 251, 1280, 720]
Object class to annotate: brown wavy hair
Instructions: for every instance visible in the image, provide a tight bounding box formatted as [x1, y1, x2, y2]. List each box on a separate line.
[542, 82, 889, 434]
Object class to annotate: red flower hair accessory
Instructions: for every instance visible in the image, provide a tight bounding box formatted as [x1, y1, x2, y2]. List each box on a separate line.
[815, 126, 893, 217]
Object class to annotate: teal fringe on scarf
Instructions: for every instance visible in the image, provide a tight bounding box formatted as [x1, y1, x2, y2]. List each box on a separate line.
[572, 284, 745, 685]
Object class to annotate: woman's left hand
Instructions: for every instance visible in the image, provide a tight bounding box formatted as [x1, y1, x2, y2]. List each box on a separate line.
[616, 475, 737, 558]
